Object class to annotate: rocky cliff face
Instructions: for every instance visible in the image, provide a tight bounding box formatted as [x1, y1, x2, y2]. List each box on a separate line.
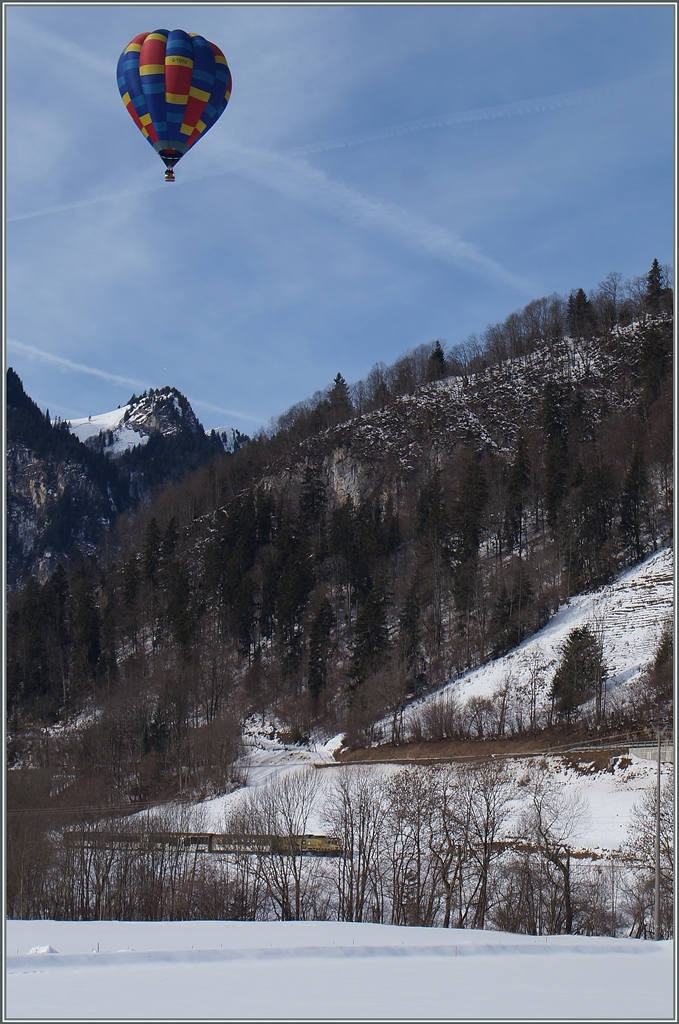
[6, 444, 119, 584]
[6, 375, 233, 587]
[123, 387, 201, 437]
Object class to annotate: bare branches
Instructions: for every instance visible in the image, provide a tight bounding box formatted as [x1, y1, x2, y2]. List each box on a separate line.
[7, 761, 671, 942]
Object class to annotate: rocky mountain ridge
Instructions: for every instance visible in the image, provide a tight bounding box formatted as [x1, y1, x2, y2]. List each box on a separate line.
[68, 388, 250, 458]
[261, 315, 670, 513]
[6, 375, 245, 586]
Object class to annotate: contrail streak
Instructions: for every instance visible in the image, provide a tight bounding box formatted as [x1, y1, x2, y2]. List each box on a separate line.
[9, 15, 110, 76]
[7, 340, 145, 388]
[7, 183, 163, 223]
[284, 76, 648, 157]
[6, 75, 647, 225]
[7, 142, 529, 289]
[8, 340, 264, 424]
[190, 398, 263, 424]
[212, 141, 531, 291]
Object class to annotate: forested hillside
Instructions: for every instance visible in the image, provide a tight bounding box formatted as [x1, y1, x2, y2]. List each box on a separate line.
[7, 262, 673, 810]
[6, 378, 230, 587]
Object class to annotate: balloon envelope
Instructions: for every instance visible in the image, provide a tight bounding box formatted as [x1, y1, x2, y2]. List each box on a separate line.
[117, 29, 231, 176]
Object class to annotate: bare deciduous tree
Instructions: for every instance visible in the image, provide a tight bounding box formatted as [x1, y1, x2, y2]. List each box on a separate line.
[242, 767, 323, 920]
[621, 778, 673, 938]
[323, 766, 385, 922]
[519, 774, 590, 933]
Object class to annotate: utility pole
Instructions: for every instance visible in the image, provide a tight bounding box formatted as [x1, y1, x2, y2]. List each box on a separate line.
[653, 724, 664, 941]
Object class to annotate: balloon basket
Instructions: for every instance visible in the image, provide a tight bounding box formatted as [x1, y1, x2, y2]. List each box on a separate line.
[164, 169, 176, 182]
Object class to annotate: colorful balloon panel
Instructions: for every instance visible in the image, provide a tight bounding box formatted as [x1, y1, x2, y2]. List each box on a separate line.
[117, 29, 232, 174]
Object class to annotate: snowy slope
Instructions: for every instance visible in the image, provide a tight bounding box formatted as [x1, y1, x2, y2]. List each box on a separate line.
[184, 740, 671, 854]
[6, 920, 673, 1020]
[405, 545, 673, 729]
[296, 316, 672, 480]
[68, 406, 147, 455]
[176, 547, 673, 852]
[68, 405, 248, 456]
[210, 425, 250, 454]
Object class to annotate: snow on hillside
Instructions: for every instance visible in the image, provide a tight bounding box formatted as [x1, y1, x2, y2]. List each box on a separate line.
[174, 547, 673, 853]
[68, 406, 148, 455]
[6, 920, 673, 1020]
[306, 317, 671, 475]
[68, 405, 247, 456]
[186, 737, 671, 855]
[403, 545, 673, 730]
[210, 425, 250, 454]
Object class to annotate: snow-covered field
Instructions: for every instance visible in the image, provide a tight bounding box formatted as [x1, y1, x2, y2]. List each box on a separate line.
[6, 920, 674, 1021]
[9, 547, 672, 1021]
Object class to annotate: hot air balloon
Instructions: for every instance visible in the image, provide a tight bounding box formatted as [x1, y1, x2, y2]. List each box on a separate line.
[117, 29, 232, 181]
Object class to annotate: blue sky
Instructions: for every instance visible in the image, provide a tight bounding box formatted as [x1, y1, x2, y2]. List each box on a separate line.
[5, 4, 675, 432]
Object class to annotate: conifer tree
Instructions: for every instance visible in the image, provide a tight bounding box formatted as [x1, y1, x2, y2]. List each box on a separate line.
[45, 564, 71, 711]
[398, 578, 424, 689]
[417, 469, 451, 652]
[259, 553, 280, 641]
[639, 326, 671, 412]
[121, 558, 139, 607]
[451, 451, 488, 650]
[417, 469, 449, 545]
[620, 445, 647, 561]
[161, 518, 178, 560]
[382, 496, 401, 555]
[71, 562, 102, 688]
[451, 451, 487, 562]
[166, 560, 193, 656]
[231, 576, 256, 661]
[255, 486, 274, 546]
[504, 434, 530, 555]
[298, 466, 327, 532]
[275, 530, 315, 678]
[551, 624, 606, 721]
[308, 597, 335, 699]
[352, 578, 389, 684]
[329, 373, 353, 421]
[142, 517, 162, 587]
[566, 288, 595, 339]
[543, 382, 569, 533]
[329, 497, 358, 622]
[491, 585, 512, 658]
[427, 341, 447, 381]
[645, 258, 663, 313]
[566, 461, 616, 587]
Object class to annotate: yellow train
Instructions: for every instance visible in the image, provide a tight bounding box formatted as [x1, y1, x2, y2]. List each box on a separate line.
[64, 830, 344, 857]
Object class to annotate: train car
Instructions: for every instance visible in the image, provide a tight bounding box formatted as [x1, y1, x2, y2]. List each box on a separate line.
[268, 834, 343, 857]
[63, 829, 343, 857]
[299, 834, 343, 856]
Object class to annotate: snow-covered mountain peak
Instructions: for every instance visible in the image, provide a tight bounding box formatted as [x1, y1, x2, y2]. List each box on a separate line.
[122, 387, 203, 439]
[68, 387, 213, 456]
[68, 405, 140, 455]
